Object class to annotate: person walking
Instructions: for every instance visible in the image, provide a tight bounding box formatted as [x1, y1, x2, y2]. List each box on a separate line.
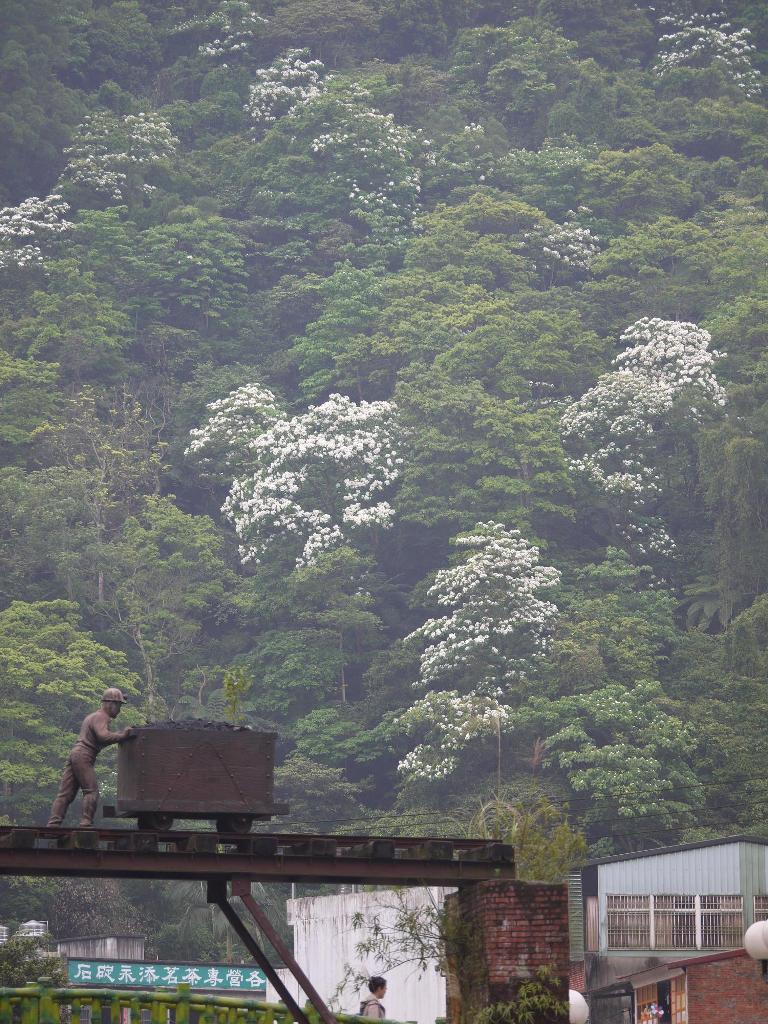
[360, 977, 387, 1019]
[47, 688, 134, 827]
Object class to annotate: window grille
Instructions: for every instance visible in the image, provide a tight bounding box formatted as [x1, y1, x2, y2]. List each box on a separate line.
[755, 895, 768, 922]
[700, 895, 743, 948]
[606, 893, 743, 949]
[654, 895, 695, 949]
[607, 894, 650, 948]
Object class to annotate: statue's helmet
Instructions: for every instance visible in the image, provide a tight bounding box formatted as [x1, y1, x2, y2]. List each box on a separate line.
[102, 687, 128, 704]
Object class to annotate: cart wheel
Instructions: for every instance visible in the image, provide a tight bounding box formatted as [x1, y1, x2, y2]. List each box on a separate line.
[216, 815, 253, 834]
[137, 813, 174, 831]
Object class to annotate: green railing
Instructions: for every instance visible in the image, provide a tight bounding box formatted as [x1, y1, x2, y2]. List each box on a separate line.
[0, 981, 381, 1024]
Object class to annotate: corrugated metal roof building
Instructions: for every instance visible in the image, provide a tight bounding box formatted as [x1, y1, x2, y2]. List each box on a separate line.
[570, 835, 768, 1023]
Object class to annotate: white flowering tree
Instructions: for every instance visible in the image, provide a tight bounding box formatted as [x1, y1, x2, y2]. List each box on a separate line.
[561, 318, 726, 558]
[243, 81, 426, 261]
[0, 194, 71, 271]
[524, 207, 602, 286]
[174, 1, 267, 60]
[186, 383, 281, 478]
[60, 112, 178, 202]
[247, 49, 326, 130]
[188, 387, 402, 567]
[310, 92, 423, 250]
[398, 523, 560, 781]
[654, 11, 761, 98]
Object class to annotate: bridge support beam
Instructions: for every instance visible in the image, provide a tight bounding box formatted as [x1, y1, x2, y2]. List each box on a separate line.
[208, 878, 338, 1024]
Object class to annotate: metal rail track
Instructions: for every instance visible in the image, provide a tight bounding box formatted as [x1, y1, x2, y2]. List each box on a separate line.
[0, 826, 514, 884]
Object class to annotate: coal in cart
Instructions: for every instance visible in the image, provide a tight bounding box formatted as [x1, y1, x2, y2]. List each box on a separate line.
[105, 721, 288, 832]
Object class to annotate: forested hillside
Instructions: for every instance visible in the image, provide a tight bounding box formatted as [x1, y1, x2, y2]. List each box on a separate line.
[3, 0, 768, 952]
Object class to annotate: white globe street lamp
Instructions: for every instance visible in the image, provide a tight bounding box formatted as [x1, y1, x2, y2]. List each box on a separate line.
[743, 920, 768, 982]
[569, 989, 589, 1024]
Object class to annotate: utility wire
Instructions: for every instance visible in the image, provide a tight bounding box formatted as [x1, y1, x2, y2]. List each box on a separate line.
[273, 768, 768, 830]
[270, 791, 768, 842]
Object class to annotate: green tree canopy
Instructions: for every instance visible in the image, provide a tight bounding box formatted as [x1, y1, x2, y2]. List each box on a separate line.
[0, 600, 139, 819]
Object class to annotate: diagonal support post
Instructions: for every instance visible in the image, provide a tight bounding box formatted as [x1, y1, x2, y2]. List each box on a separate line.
[207, 879, 310, 1024]
[231, 877, 339, 1024]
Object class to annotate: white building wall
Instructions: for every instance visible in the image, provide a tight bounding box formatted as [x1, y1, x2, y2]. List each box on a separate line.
[266, 888, 452, 1024]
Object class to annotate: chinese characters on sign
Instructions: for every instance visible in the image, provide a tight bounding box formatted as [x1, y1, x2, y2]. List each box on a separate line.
[67, 960, 267, 993]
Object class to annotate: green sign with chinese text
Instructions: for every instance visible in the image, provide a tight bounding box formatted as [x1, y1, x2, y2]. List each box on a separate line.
[67, 959, 267, 992]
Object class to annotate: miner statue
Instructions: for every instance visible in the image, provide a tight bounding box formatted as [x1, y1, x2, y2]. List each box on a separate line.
[48, 687, 134, 828]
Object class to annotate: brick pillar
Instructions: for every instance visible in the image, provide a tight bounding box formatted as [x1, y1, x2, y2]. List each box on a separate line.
[445, 880, 569, 1024]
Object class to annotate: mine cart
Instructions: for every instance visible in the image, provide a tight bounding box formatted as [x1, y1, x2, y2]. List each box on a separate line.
[105, 722, 288, 832]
